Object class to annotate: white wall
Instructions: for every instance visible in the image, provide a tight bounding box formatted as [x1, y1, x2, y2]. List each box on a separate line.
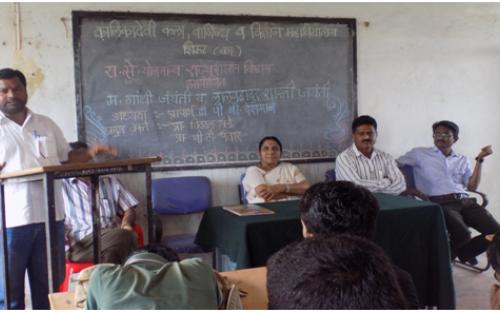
[1, 3, 500, 232]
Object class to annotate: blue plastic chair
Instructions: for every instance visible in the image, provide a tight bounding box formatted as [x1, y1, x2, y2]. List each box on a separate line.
[325, 169, 336, 182]
[238, 173, 248, 204]
[398, 165, 416, 189]
[152, 176, 212, 253]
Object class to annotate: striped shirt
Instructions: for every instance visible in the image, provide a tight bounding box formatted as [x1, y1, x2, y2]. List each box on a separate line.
[62, 176, 138, 245]
[335, 144, 406, 195]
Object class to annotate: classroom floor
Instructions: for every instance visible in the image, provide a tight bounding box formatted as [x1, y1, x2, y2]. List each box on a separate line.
[454, 253, 493, 309]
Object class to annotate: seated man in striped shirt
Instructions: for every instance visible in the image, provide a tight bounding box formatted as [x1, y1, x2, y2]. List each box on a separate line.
[335, 115, 406, 195]
[63, 141, 138, 264]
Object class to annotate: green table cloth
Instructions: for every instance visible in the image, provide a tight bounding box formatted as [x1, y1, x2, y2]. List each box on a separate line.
[195, 193, 455, 309]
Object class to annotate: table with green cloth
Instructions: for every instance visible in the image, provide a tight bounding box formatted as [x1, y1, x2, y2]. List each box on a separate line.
[195, 193, 455, 309]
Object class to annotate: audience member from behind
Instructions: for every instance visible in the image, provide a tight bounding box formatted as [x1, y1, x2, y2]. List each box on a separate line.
[299, 181, 419, 308]
[63, 141, 138, 264]
[267, 234, 407, 309]
[242, 136, 310, 203]
[335, 115, 406, 195]
[85, 244, 219, 309]
[488, 233, 500, 309]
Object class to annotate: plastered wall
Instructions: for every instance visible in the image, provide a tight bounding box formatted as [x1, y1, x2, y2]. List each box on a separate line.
[1, 2, 500, 234]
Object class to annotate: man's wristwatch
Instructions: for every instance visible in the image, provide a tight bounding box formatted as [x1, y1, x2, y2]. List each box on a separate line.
[475, 156, 484, 163]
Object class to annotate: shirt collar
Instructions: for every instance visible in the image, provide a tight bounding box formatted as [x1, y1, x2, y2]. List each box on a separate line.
[69, 177, 91, 186]
[352, 143, 378, 159]
[0, 108, 33, 126]
[431, 146, 458, 158]
[124, 252, 169, 267]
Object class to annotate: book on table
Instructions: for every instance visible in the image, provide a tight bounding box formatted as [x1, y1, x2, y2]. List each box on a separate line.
[222, 204, 275, 216]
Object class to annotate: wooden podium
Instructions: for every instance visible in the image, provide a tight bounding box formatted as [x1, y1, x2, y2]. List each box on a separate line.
[0, 156, 161, 307]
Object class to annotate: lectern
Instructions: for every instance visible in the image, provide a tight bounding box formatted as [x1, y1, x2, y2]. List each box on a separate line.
[0, 156, 160, 308]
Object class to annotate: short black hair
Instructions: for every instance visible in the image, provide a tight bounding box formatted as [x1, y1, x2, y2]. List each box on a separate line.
[352, 115, 377, 133]
[432, 120, 459, 140]
[258, 136, 282, 152]
[300, 181, 380, 238]
[128, 243, 180, 262]
[266, 234, 407, 309]
[0, 68, 27, 87]
[69, 141, 89, 151]
[488, 233, 500, 274]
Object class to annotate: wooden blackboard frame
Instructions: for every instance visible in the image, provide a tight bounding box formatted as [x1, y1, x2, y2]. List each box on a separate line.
[72, 11, 357, 171]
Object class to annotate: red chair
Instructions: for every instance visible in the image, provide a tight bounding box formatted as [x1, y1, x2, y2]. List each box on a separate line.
[59, 223, 144, 292]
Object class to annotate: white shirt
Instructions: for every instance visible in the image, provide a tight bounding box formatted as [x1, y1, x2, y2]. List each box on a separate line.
[242, 162, 307, 203]
[0, 110, 70, 228]
[335, 144, 406, 195]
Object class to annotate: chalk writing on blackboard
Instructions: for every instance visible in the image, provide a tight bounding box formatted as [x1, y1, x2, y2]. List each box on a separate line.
[74, 12, 357, 168]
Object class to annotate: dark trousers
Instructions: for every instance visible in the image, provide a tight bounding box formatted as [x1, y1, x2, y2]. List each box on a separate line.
[0, 221, 65, 309]
[433, 197, 500, 261]
[67, 227, 137, 264]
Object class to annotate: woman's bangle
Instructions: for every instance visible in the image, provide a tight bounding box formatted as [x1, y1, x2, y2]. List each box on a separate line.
[475, 156, 484, 163]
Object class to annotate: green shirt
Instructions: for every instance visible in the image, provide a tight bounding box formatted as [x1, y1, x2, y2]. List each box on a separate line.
[85, 253, 218, 309]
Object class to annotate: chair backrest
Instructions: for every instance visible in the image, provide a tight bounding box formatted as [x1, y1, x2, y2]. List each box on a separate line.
[238, 173, 248, 204]
[325, 169, 336, 182]
[398, 165, 416, 189]
[152, 176, 212, 215]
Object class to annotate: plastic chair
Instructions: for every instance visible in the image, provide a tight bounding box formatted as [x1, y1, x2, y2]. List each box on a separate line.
[398, 164, 490, 273]
[325, 169, 336, 182]
[238, 173, 247, 204]
[59, 223, 144, 292]
[152, 176, 212, 254]
[399, 165, 416, 190]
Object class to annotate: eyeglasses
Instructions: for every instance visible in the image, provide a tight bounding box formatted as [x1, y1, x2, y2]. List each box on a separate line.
[433, 132, 453, 139]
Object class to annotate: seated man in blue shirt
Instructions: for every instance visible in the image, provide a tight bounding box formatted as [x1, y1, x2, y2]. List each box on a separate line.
[398, 120, 500, 264]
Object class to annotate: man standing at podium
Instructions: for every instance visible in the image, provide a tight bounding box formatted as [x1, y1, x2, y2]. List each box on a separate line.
[0, 68, 117, 309]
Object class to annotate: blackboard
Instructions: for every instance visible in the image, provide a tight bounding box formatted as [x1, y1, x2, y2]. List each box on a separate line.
[73, 12, 357, 169]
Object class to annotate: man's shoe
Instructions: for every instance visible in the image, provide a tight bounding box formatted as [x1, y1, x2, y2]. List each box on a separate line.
[459, 256, 479, 266]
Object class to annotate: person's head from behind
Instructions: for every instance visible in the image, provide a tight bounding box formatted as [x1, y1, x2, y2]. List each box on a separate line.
[351, 115, 378, 155]
[300, 181, 379, 239]
[127, 243, 180, 263]
[266, 234, 407, 309]
[0, 68, 28, 116]
[258, 136, 282, 169]
[69, 141, 89, 151]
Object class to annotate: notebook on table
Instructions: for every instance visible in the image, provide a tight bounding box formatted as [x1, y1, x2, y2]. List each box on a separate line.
[222, 204, 275, 217]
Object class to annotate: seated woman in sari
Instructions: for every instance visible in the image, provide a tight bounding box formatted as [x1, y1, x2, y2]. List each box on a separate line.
[243, 136, 310, 203]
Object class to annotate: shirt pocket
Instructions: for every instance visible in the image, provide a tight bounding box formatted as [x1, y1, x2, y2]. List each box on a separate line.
[36, 134, 58, 159]
[451, 171, 465, 184]
[99, 199, 116, 226]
